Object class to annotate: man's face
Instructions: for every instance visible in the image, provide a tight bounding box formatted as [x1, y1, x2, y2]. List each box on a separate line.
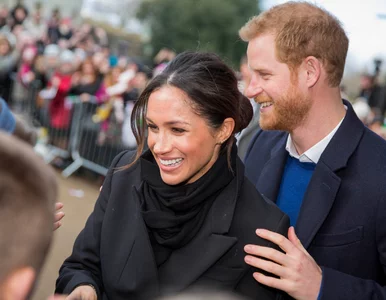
[245, 33, 311, 132]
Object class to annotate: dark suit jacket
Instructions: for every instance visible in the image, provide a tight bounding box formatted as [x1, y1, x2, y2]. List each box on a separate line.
[56, 150, 289, 300]
[244, 100, 386, 300]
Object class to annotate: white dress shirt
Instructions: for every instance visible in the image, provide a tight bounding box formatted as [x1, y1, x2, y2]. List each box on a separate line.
[286, 113, 345, 164]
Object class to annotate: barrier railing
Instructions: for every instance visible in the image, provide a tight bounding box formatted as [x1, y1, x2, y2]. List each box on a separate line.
[8, 74, 137, 178]
[62, 97, 129, 177]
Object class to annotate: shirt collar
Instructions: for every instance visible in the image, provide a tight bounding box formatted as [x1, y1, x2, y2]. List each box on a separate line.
[286, 107, 346, 163]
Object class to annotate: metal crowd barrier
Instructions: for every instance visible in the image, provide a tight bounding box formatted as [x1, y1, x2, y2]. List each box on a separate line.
[7, 74, 136, 178]
[62, 96, 130, 177]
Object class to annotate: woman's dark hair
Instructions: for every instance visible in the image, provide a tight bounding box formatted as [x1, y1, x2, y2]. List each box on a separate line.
[128, 51, 253, 169]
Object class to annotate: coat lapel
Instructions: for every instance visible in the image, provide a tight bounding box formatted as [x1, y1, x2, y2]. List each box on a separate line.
[158, 159, 245, 294]
[116, 186, 159, 295]
[296, 100, 365, 249]
[295, 163, 341, 249]
[257, 134, 288, 203]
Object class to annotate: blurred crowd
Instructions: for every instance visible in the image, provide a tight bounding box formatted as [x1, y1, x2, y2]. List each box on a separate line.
[0, 2, 158, 156]
[353, 72, 386, 139]
[352, 65, 386, 139]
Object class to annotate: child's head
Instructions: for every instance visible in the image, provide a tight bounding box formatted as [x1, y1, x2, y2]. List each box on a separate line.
[0, 132, 57, 299]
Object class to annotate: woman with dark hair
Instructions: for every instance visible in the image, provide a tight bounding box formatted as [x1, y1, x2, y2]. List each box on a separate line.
[55, 51, 289, 300]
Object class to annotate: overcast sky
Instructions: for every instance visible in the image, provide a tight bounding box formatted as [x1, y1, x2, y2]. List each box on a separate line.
[260, 0, 386, 75]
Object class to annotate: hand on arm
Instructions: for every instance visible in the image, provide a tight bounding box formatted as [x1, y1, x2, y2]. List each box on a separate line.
[244, 226, 322, 300]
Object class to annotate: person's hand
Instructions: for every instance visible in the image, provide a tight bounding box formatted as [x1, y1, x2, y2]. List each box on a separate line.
[244, 227, 322, 300]
[53, 202, 65, 231]
[65, 285, 97, 300]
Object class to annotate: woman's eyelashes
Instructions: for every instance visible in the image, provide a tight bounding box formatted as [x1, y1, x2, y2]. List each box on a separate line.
[146, 123, 186, 134]
[147, 123, 158, 131]
[171, 127, 186, 133]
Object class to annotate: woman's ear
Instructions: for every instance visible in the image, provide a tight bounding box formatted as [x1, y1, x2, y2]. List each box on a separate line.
[216, 118, 235, 144]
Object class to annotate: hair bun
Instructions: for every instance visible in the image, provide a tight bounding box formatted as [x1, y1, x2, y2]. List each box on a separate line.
[236, 93, 253, 132]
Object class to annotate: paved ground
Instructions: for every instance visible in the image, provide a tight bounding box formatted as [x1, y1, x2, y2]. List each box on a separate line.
[32, 170, 101, 300]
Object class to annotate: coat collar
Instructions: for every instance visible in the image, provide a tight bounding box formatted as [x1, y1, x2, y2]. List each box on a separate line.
[117, 156, 245, 296]
[158, 158, 244, 294]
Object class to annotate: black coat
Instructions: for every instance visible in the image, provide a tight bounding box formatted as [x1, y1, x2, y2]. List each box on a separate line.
[244, 100, 386, 300]
[56, 150, 289, 300]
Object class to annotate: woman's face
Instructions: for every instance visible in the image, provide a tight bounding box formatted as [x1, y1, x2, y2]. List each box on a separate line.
[146, 85, 222, 185]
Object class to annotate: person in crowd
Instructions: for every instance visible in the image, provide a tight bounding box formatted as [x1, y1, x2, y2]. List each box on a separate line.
[0, 131, 57, 300]
[93, 66, 124, 145]
[42, 44, 61, 82]
[239, 2, 386, 299]
[236, 55, 260, 160]
[353, 97, 371, 125]
[46, 7, 62, 45]
[153, 48, 176, 77]
[0, 32, 20, 103]
[39, 49, 75, 156]
[358, 72, 386, 116]
[0, 5, 9, 29]
[368, 114, 386, 139]
[9, 3, 28, 30]
[69, 57, 104, 103]
[10, 45, 38, 110]
[23, 9, 47, 42]
[55, 51, 289, 300]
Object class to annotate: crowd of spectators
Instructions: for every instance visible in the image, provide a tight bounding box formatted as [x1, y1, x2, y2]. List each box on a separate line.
[0, 2, 154, 164]
[352, 70, 386, 139]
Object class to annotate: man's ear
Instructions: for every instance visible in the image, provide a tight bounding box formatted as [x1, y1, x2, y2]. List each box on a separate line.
[1, 267, 35, 300]
[303, 56, 321, 88]
[216, 118, 235, 144]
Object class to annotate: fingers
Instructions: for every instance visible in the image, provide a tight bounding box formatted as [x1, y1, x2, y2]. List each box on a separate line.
[255, 229, 294, 253]
[252, 271, 291, 291]
[53, 221, 62, 231]
[54, 203, 65, 231]
[55, 211, 65, 222]
[245, 254, 288, 278]
[55, 202, 64, 211]
[244, 244, 288, 265]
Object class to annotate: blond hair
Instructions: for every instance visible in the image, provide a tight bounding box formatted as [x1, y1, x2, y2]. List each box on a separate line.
[239, 1, 348, 87]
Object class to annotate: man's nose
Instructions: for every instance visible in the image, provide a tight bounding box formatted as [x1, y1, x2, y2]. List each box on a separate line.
[245, 75, 263, 99]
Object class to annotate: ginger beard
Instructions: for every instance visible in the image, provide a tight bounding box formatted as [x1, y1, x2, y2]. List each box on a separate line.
[256, 83, 311, 132]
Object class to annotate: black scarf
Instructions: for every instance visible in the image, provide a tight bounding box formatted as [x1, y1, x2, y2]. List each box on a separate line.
[139, 147, 236, 252]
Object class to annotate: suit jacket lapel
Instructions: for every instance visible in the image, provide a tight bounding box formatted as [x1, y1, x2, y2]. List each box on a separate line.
[295, 162, 341, 249]
[257, 134, 288, 203]
[296, 100, 365, 249]
[158, 159, 245, 294]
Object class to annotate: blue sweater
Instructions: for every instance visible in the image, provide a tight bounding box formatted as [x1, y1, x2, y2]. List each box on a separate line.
[276, 155, 316, 226]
